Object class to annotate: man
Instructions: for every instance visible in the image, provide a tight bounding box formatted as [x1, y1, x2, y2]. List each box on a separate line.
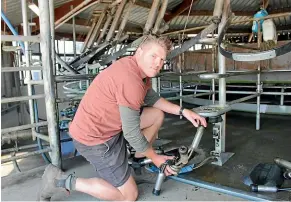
[38, 35, 207, 201]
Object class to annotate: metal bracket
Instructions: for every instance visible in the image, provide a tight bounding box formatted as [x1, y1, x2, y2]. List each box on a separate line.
[210, 122, 234, 166]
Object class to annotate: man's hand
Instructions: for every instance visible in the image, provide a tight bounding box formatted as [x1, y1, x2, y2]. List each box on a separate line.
[182, 109, 207, 127]
[151, 155, 177, 176]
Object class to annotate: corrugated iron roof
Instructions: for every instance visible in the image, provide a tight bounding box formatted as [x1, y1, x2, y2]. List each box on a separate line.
[1, 0, 290, 35]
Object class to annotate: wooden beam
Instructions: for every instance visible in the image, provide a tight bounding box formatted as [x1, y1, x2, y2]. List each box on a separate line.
[261, 0, 269, 9]
[182, 10, 254, 16]
[134, 0, 152, 9]
[164, 0, 198, 22]
[180, 8, 291, 17]
[27, 0, 98, 34]
[166, 25, 291, 35]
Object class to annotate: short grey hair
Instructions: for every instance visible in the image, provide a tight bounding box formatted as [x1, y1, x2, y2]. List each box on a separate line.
[139, 35, 172, 53]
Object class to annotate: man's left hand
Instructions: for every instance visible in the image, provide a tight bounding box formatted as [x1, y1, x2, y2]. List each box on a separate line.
[182, 109, 207, 127]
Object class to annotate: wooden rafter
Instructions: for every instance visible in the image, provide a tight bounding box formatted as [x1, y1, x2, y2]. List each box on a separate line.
[18, 0, 96, 34]
[164, 0, 198, 22]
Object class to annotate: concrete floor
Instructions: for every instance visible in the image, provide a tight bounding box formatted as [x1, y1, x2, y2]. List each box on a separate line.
[1, 155, 243, 201]
[1, 108, 291, 201]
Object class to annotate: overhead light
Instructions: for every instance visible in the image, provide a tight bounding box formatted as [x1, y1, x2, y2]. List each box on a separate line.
[28, 3, 40, 16]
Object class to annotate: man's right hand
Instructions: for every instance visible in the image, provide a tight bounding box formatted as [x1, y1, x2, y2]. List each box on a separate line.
[151, 155, 177, 176]
[142, 147, 177, 176]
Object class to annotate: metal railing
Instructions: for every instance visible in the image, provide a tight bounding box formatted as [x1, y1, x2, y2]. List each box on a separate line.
[1, 0, 60, 168]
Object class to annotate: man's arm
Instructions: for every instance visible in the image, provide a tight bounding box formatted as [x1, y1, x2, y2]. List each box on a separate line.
[150, 91, 207, 127]
[119, 106, 159, 160]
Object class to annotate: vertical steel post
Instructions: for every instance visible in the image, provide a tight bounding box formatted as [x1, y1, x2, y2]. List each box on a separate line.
[38, 0, 61, 168]
[21, 0, 36, 140]
[49, 0, 56, 75]
[256, 22, 261, 131]
[212, 44, 216, 104]
[211, 0, 234, 166]
[217, 42, 226, 152]
[280, 88, 284, 105]
[256, 66, 261, 131]
[158, 76, 161, 96]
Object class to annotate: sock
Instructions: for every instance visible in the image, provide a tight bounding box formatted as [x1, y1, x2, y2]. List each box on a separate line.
[133, 156, 146, 162]
[56, 173, 77, 191]
[65, 174, 77, 191]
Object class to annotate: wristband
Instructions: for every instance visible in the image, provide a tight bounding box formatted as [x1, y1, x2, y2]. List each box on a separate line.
[179, 107, 185, 116]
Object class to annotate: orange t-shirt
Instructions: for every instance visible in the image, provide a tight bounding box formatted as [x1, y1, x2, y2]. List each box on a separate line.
[69, 56, 151, 146]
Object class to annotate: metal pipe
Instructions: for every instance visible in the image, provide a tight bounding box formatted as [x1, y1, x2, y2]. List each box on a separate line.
[182, 89, 291, 96]
[227, 93, 259, 105]
[55, 74, 95, 82]
[158, 77, 161, 96]
[56, 97, 82, 103]
[87, 10, 106, 49]
[1, 35, 40, 42]
[274, 158, 291, 170]
[158, 70, 207, 77]
[169, 176, 273, 201]
[280, 88, 284, 105]
[166, 92, 214, 101]
[1, 143, 48, 154]
[96, 8, 115, 45]
[198, 70, 259, 79]
[38, 0, 61, 168]
[21, 0, 37, 141]
[1, 66, 42, 72]
[55, 54, 79, 74]
[179, 72, 183, 119]
[217, 2, 227, 153]
[106, 0, 127, 42]
[114, 1, 133, 41]
[143, 0, 160, 34]
[256, 66, 261, 130]
[1, 11, 25, 51]
[212, 45, 216, 104]
[1, 148, 51, 164]
[2, 131, 50, 143]
[167, 23, 218, 60]
[1, 94, 45, 104]
[180, 84, 291, 89]
[189, 126, 205, 157]
[1, 121, 48, 134]
[152, 0, 168, 34]
[25, 80, 44, 85]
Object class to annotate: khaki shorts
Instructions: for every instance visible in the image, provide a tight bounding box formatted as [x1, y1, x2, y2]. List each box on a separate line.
[73, 133, 131, 187]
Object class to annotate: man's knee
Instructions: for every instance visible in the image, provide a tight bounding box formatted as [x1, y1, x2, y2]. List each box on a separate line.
[118, 175, 138, 201]
[123, 188, 138, 201]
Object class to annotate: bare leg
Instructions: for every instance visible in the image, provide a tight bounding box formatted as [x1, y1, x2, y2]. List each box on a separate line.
[57, 108, 163, 200]
[135, 107, 164, 158]
[75, 175, 138, 201]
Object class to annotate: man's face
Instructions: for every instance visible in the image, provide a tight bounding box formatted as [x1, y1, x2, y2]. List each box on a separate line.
[136, 43, 167, 78]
